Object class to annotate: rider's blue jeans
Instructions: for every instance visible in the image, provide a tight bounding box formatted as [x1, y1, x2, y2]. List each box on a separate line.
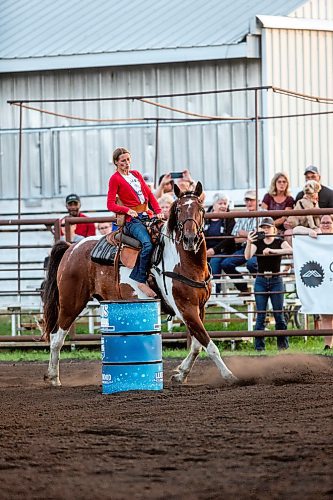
[125, 215, 153, 284]
[254, 275, 289, 351]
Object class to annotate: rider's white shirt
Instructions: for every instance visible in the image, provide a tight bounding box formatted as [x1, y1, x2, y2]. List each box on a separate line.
[121, 173, 145, 203]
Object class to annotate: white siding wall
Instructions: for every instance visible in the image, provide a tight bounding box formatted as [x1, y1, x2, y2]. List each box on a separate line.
[261, 27, 333, 189]
[292, 0, 333, 20]
[0, 60, 261, 205]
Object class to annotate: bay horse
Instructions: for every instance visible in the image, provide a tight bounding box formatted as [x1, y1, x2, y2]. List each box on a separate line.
[41, 181, 237, 386]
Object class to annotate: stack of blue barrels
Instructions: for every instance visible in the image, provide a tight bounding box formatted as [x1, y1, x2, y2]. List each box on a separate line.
[100, 299, 163, 394]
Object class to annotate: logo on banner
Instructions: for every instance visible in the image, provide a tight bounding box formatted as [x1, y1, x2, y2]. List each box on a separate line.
[300, 261, 324, 288]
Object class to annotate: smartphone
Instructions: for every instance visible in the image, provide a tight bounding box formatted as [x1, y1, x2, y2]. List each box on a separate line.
[256, 231, 266, 240]
[170, 172, 183, 179]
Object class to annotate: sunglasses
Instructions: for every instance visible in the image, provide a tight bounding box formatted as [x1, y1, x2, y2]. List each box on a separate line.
[244, 198, 255, 202]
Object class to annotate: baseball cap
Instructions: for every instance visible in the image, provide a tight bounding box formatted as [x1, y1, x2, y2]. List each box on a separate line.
[304, 165, 319, 175]
[244, 190, 256, 200]
[259, 216, 275, 227]
[66, 193, 80, 204]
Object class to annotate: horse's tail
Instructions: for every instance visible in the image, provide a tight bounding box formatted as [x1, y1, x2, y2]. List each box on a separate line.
[41, 240, 70, 342]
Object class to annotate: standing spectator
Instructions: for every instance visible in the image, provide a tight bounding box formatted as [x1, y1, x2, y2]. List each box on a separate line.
[154, 169, 195, 199]
[295, 166, 333, 208]
[220, 190, 259, 295]
[293, 214, 333, 350]
[107, 147, 163, 298]
[204, 193, 235, 294]
[245, 217, 293, 351]
[261, 172, 294, 233]
[65, 193, 96, 238]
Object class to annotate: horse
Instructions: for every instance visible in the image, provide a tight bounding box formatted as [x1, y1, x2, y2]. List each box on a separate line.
[41, 181, 237, 386]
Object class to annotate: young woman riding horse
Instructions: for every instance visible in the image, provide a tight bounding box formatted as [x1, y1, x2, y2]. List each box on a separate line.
[107, 147, 163, 298]
[41, 153, 236, 387]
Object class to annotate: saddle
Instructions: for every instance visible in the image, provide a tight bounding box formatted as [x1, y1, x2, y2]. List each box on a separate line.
[91, 231, 141, 268]
[90, 218, 164, 269]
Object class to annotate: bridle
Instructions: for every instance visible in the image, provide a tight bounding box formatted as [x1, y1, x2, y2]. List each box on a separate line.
[174, 194, 205, 253]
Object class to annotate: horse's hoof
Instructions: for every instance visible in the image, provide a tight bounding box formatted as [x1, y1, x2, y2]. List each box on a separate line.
[225, 374, 238, 385]
[44, 373, 61, 387]
[170, 373, 184, 385]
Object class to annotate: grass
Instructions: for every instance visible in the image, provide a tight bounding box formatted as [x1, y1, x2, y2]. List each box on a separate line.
[0, 307, 331, 362]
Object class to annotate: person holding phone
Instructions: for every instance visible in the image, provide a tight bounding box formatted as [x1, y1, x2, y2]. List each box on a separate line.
[245, 216, 293, 351]
[154, 169, 195, 199]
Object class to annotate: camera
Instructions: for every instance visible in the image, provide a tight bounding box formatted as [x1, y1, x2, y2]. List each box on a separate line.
[170, 172, 183, 179]
[256, 231, 266, 240]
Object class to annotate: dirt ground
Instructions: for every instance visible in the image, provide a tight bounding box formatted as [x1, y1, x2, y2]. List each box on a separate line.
[0, 354, 332, 500]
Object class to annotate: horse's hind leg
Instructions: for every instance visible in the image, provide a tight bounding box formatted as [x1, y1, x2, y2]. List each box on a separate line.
[171, 336, 202, 384]
[45, 328, 68, 387]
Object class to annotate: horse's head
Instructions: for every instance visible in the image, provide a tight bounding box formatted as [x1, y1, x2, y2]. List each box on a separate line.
[168, 182, 205, 252]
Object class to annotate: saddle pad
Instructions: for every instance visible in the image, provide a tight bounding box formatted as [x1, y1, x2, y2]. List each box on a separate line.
[91, 236, 117, 266]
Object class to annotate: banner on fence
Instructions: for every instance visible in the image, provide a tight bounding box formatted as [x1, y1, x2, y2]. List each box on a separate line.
[293, 234, 333, 314]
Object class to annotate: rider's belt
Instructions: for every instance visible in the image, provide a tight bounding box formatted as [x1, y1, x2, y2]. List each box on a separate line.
[132, 203, 148, 213]
[261, 272, 276, 277]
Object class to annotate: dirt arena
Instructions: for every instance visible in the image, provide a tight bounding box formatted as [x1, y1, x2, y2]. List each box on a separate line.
[0, 355, 332, 499]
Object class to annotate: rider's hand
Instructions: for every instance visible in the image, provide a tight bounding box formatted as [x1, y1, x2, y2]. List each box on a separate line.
[128, 209, 138, 218]
[155, 213, 164, 220]
[206, 248, 215, 257]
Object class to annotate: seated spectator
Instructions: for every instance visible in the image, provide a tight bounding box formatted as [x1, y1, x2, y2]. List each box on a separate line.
[157, 194, 174, 219]
[295, 165, 333, 208]
[261, 172, 294, 233]
[65, 193, 96, 238]
[97, 222, 113, 235]
[286, 180, 321, 230]
[221, 190, 259, 295]
[204, 193, 236, 294]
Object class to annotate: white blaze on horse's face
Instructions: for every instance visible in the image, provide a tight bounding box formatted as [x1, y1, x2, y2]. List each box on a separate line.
[178, 195, 202, 252]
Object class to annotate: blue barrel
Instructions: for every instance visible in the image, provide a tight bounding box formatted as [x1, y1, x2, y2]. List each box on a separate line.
[100, 299, 163, 394]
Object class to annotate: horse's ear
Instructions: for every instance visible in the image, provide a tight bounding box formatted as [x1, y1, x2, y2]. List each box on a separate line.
[194, 181, 203, 198]
[174, 183, 181, 198]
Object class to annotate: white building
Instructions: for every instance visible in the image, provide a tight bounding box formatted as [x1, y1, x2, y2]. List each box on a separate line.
[0, 0, 332, 213]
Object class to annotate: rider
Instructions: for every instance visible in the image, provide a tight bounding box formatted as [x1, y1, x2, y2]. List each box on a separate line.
[107, 147, 163, 298]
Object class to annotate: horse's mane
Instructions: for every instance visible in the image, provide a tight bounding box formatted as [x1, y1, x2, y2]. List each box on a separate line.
[167, 190, 200, 233]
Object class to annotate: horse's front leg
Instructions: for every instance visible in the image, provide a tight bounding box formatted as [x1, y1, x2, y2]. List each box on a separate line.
[172, 312, 237, 384]
[171, 336, 202, 384]
[44, 328, 68, 387]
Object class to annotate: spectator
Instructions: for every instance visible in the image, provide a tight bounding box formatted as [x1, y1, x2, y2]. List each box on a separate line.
[157, 194, 174, 219]
[107, 147, 163, 298]
[286, 180, 321, 230]
[204, 193, 235, 294]
[261, 172, 294, 233]
[220, 190, 259, 295]
[245, 217, 293, 351]
[97, 222, 113, 235]
[295, 166, 333, 208]
[60, 216, 84, 243]
[154, 169, 195, 199]
[65, 193, 96, 238]
[293, 214, 333, 350]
